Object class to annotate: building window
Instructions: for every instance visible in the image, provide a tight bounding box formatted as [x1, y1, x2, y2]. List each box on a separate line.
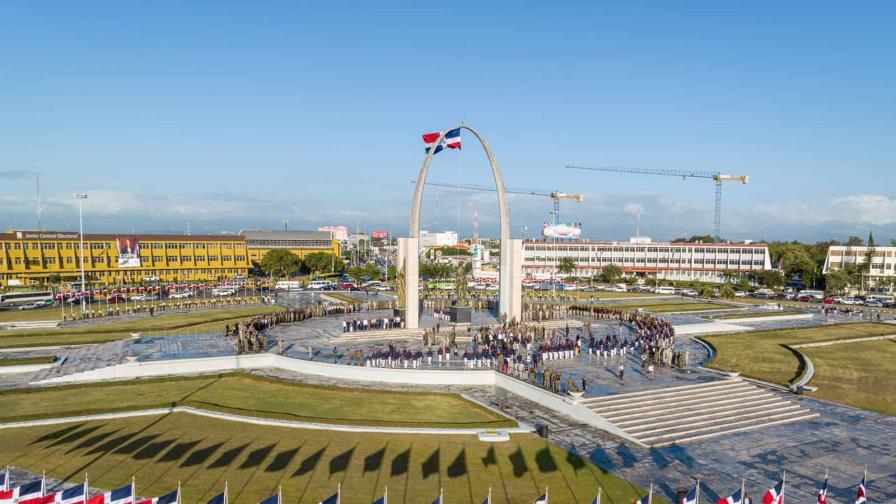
[14, 243, 21, 250]
[167, 256, 178, 262]
[235, 255, 245, 261]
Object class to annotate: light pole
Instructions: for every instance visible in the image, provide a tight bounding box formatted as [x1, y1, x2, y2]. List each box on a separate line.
[73, 193, 88, 315]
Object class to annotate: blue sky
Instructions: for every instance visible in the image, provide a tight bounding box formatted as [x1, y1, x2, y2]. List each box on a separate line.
[1, 1, 894, 243]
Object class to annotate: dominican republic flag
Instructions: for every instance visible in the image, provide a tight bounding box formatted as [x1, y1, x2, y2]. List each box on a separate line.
[762, 479, 784, 504]
[717, 488, 743, 504]
[854, 474, 867, 504]
[430, 488, 443, 504]
[57, 482, 89, 504]
[0, 468, 7, 492]
[318, 489, 339, 504]
[683, 485, 698, 504]
[258, 487, 280, 504]
[87, 482, 133, 504]
[422, 128, 461, 155]
[1, 478, 45, 504]
[371, 487, 387, 504]
[136, 488, 179, 504]
[817, 476, 828, 504]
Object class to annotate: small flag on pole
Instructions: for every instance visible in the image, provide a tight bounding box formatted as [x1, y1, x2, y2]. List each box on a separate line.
[534, 486, 548, 504]
[634, 484, 652, 504]
[207, 482, 228, 504]
[683, 479, 699, 504]
[319, 483, 340, 504]
[481, 487, 492, 504]
[762, 474, 785, 504]
[431, 488, 443, 504]
[592, 487, 601, 504]
[854, 468, 867, 504]
[371, 486, 387, 504]
[818, 470, 828, 504]
[258, 485, 281, 504]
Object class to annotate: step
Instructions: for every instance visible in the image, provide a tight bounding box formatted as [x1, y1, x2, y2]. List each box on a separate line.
[625, 404, 803, 436]
[599, 391, 778, 422]
[650, 412, 820, 447]
[587, 382, 756, 412]
[636, 410, 815, 444]
[595, 389, 770, 419]
[578, 379, 739, 404]
[613, 396, 784, 427]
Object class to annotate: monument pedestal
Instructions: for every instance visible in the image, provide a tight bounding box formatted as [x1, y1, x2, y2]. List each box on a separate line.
[449, 305, 472, 324]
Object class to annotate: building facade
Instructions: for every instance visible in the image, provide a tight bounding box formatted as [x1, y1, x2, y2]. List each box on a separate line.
[0, 229, 340, 287]
[822, 245, 896, 289]
[523, 237, 772, 283]
[420, 230, 459, 248]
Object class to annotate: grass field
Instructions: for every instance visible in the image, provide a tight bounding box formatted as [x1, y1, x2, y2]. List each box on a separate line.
[0, 413, 657, 504]
[0, 307, 64, 322]
[0, 374, 514, 429]
[702, 323, 896, 386]
[593, 301, 725, 313]
[0, 306, 283, 349]
[800, 339, 896, 416]
[712, 311, 802, 320]
[0, 355, 56, 366]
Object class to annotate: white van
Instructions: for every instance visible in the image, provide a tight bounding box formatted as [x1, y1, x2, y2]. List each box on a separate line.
[307, 280, 333, 290]
[655, 286, 676, 295]
[275, 281, 302, 291]
[866, 294, 895, 305]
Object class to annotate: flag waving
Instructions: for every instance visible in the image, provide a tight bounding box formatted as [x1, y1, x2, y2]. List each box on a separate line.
[854, 472, 867, 504]
[762, 478, 785, 504]
[422, 128, 461, 155]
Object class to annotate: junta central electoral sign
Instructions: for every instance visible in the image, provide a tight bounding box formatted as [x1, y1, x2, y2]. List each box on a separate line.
[116, 235, 141, 267]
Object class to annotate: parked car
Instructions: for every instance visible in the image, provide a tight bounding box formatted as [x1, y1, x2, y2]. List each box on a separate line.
[169, 291, 194, 299]
[212, 287, 237, 297]
[864, 300, 884, 307]
[18, 299, 54, 310]
[821, 297, 840, 305]
[107, 294, 128, 304]
[734, 291, 747, 297]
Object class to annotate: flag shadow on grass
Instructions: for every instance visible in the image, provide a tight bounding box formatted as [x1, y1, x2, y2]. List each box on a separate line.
[181, 442, 225, 467]
[240, 444, 277, 469]
[364, 446, 386, 473]
[208, 443, 250, 469]
[160, 439, 203, 463]
[134, 438, 177, 460]
[266, 446, 300, 473]
[509, 447, 529, 477]
[48, 425, 105, 448]
[31, 423, 85, 445]
[114, 434, 161, 455]
[535, 447, 558, 473]
[391, 448, 410, 477]
[65, 428, 123, 454]
[329, 446, 355, 475]
[447, 449, 467, 478]
[422, 449, 440, 479]
[294, 446, 327, 477]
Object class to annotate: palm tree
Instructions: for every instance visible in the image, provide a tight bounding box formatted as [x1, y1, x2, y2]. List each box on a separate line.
[557, 257, 577, 278]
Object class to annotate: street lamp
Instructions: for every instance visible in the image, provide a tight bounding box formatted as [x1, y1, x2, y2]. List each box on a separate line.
[73, 193, 88, 315]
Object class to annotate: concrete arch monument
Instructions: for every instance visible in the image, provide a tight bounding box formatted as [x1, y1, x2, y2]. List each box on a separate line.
[398, 125, 523, 329]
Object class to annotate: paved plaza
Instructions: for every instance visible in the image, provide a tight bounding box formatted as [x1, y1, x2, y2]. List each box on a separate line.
[0, 295, 894, 502]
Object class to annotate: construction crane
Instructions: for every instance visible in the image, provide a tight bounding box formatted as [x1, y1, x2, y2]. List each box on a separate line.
[411, 180, 584, 225]
[564, 165, 748, 243]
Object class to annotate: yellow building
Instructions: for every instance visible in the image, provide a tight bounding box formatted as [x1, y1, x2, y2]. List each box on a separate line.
[0, 229, 340, 287]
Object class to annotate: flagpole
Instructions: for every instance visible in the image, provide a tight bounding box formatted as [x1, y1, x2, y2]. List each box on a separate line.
[740, 477, 745, 504]
[782, 470, 786, 501]
[545, 485, 548, 504]
[177, 480, 182, 504]
[85, 473, 90, 504]
[696, 478, 700, 504]
[384, 485, 388, 504]
[224, 481, 229, 504]
[278, 484, 282, 504]
[597, 486, 601, 504]
[489, 486, 492, 504]
[337, 482, 341, 504]
[648, 483, 653, 504]
[439, 487, 443, 504]
[132, 475, 136, 503]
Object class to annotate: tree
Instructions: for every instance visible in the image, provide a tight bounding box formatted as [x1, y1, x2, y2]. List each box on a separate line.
[362, 263, 381, 281]
[847, 236, 864, 246]
[557, 257, 577, 277]
[303, 252, 343, 275]
[699, 284, 715, 298]
[601, 264, 622, 284]
[258, 249, 302, 278]
[719, 284, 736, 299]
[387, 265, 397, 281]
[825, 269, 850, 293]
[347, 265, 366, 285]
[753, 270, 784, 289]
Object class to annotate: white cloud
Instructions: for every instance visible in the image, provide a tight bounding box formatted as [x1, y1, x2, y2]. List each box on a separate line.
[623, 203, 644, 216]
[752, 194, 896, 226]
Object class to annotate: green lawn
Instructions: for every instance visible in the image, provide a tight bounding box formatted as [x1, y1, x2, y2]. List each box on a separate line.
[0, 355, 56, 366]
[801, 339, 896, 416]
[0, 306, 283, 349]
[0, 307, 63, 322]
[712, 311, 802, 320]
[0, 413, 657, 504]
[702, 323, 896, 386]
[0, 374, 514, 429]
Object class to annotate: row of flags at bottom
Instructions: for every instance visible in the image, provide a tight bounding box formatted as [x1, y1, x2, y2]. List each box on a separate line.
[0, 469, 871, 504]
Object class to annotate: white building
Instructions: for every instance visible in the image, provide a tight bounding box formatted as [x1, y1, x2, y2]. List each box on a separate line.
[523, 236, 772, 283]
[823, 245, 896, 290]
[420, 230, 459, 248]
[318, 225, 349, 241]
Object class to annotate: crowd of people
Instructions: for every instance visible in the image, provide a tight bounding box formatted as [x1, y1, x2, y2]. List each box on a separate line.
[341, 315, 402, 332]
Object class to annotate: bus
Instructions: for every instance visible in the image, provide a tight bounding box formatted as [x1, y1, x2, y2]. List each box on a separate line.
[797, 289, 824, 300]
[0, 291, 54, 307]
[866, 294, 895, 306]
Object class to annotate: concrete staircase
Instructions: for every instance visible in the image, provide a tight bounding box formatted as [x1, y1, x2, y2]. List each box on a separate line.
[577, 379, 818, 447]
